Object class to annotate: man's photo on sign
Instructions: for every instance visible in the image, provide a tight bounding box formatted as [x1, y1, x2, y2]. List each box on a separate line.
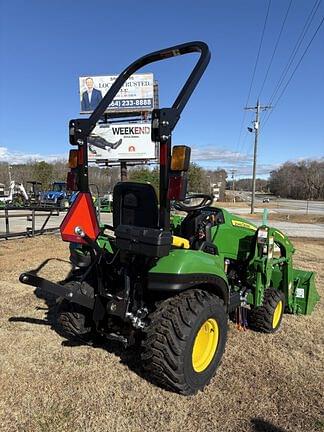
[81, 77, 102, 111]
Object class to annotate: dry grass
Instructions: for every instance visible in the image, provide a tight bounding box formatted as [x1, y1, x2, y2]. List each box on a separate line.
[0, 234, 323, 432]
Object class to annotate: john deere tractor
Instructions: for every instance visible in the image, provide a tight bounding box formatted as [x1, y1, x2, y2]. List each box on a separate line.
[20, 42, 319, 395]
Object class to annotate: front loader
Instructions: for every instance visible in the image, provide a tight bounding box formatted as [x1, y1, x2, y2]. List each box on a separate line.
[19, 42, 319, 395]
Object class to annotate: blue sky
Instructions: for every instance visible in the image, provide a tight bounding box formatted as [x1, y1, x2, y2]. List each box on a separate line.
[0, 0, 323, 178]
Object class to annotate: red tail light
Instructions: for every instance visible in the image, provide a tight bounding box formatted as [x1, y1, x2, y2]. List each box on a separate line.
[67, 171, 78, 191]
[167, 174, 187, 200]
[60, 192, 100, 244]
[78, 147, 84, 165]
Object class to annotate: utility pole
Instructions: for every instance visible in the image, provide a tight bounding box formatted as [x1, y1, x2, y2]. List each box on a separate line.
[230, 169, 237, 203]
[8, 165, 12, 183]
[206, 175, 211, 194]
[120, 161, 128, 181]
[245, 100, 271, 214]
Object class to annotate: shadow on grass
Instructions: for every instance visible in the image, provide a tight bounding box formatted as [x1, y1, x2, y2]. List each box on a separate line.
[251, 418, 287, 432]
[10, 258, 71, 327]
[10, 258, 147, 385]
[61, 338, 145, 380]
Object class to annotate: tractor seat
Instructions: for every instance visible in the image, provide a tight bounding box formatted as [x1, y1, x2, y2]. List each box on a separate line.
[113, 182, 159, 229]
[113, 182, 173, 258]
[113, 182, 191, 257]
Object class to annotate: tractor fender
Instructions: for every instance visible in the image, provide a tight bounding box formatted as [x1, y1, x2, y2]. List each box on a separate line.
[148, 249, 229, 306]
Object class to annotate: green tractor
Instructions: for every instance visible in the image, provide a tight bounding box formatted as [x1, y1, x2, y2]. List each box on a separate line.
[20, 42, 319, 395]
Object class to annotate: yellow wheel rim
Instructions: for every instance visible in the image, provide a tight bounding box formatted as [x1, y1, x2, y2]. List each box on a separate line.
[192, 318, 219, 373]
[272, 300, 283, 328]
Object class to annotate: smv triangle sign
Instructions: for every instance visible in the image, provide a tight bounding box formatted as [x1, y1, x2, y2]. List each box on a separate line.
[60, 192, 100, 244]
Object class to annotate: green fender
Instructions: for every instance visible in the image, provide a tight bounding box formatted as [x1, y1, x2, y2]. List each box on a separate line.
[148, 249, 229, 305]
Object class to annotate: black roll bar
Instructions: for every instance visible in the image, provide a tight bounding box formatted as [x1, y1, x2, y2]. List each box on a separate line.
[75, 41, 210, 137]
[69, 41, 210, 203]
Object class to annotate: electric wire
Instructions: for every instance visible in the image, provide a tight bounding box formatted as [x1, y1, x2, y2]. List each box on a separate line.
[263, 14, 324, 128]
[268, 0, 321, 104]
[235, 0, 272, 157]
[258, 0, 293, 99]
[245, 0, 272, 107]
[262, 0, 322, 125]
[239, 2, 321, 178]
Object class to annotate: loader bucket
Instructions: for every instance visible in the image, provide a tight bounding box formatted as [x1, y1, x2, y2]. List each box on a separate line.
[293, 269, 320, 315]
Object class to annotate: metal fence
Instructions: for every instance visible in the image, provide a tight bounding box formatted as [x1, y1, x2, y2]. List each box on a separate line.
[0, 207, 61, 240]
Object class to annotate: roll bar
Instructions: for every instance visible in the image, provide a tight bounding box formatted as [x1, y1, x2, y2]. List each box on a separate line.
[91, 41, 210, 125]
[70, 41, 210, 140]
[69, 41, 211, 228]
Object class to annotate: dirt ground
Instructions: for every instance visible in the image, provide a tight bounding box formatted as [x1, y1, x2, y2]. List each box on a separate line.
[0, 234, 323, 432]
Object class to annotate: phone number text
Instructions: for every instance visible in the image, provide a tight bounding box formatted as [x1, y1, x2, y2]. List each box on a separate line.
[107, 98, 153, 109]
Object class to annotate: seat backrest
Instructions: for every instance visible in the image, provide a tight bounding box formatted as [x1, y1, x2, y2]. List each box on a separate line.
[113, 182, 159, 228]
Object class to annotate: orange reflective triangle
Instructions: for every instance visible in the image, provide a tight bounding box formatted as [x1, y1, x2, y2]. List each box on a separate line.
[60, 192, 100, 244]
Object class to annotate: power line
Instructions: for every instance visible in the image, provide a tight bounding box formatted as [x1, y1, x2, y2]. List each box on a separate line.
[235, 0, 272, 155]
[266, 0, 321, 107]
[263, 15, 324, 128]
[262, 0, 322, 127]
[246, 0, 272, 106]
[258, 0, 293, 99]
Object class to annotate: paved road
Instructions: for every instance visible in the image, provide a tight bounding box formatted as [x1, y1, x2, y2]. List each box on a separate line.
[222, 203, 324, 238]
[235, 191, 324, 214]
[243, 217, 324, 238]
[225, 206, 324, 215]
[273, 198, 324, 214]
[1, 208, 323, 239]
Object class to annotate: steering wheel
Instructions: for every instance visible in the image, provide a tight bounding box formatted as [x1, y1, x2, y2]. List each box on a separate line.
[173, 194, 214, 212]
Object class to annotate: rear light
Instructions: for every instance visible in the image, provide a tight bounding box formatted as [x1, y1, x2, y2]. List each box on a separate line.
[60, 192, 100, 244]
[78, 147, 84, 165]
[170, 146, 191, 171]
[67, 171, 78, 191]
[68, 148, 84, 168]
[167, 173, 187, 200]
[68, 150, 78, 168]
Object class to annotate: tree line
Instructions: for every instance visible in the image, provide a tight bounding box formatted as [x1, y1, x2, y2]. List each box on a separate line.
[227, 178, 269, 192]
[0, 161, 120, 195]
[227, 160, 324, 200]
[129, 163, 227, 195]
[269, 160, 324, 200]
[1, 158, 322, 200]
[0, 160, 227, 197]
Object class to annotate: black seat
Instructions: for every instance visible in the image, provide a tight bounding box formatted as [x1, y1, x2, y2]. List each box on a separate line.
[113, 182, 159, 229]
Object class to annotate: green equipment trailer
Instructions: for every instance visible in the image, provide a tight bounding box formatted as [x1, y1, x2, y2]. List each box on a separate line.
[19, 42, 319, 395]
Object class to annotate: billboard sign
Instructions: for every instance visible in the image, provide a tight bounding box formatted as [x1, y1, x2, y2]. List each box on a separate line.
[79, 74, 154, 113]
[88, 122, 156, 162]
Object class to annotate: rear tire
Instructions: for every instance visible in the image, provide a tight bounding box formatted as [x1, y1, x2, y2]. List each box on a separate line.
[141, 289, 228, 395]
[248, 288, 285, 333]
[56, 300, 95, 342]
